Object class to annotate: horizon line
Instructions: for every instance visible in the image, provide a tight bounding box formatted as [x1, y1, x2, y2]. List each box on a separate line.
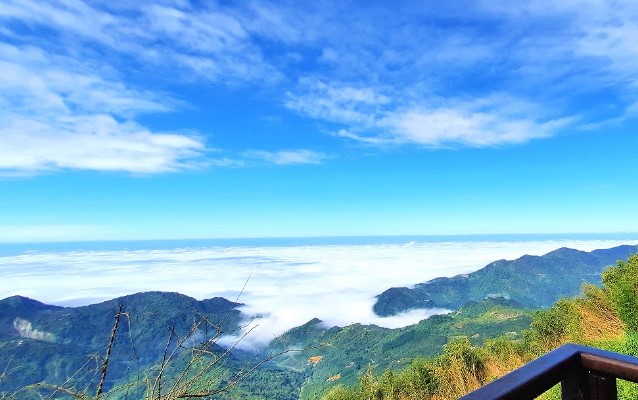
[1, 231, 638, 246]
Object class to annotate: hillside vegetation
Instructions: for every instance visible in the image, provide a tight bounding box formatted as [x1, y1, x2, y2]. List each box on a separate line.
[323, 253, 638, 400]
[1, 247, 636, 399]
[0, 293, 306, 400]
[268, 297, 531, 398]
[0, 296, 531, 400]
[374, 245, 637, 316]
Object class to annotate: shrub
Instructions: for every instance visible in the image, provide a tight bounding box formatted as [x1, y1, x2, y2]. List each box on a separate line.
[526, 299, 581, 352]
[323, 385, 361, 400]
[434, 337, 486, 398]
[602, 254, 638, 333]
[395, 358, 438, 399]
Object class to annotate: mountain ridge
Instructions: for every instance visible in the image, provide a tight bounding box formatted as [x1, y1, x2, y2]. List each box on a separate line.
[373, 244, 638, 316]
[2, 244, 636, 399]
[0, 291, 247, 396]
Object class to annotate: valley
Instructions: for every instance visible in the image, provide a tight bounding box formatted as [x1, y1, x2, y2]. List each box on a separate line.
[1, 244, 635, 399]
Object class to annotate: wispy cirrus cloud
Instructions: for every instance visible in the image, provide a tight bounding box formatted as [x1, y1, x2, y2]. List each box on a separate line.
[0, 114, 206, 174]
[285, 79, 389, 127]
[0, 0, 279, 84]
[0, 43, 207, 175]
[383, 107, 570, 148]
[0, 1, 331, 175]
[244, 149, 328, 165]
[276, 0, 638, 147]
[288, 80, 572, 148]
[2, 0, 638, 171]
[0, 44, 172, 117]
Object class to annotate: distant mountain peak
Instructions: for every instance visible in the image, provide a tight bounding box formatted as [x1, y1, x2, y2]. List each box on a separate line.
[543, 247, 586, 256]
[374, 244, 637, 317]
[0, 295, 62, 311]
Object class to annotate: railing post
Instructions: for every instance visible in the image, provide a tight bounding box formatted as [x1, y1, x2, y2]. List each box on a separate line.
[587, 373, 617, 400]
[560, 371, 618, 400]
[561, 368, 588, 400]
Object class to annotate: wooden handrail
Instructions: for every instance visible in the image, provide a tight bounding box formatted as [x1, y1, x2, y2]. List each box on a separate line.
[460, 343, 638, 400]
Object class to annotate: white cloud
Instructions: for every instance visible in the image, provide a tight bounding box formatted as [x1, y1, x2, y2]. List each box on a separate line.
[335, 130, 388, 146]
[290, 84, 574, 148]
[575, 22, 638, 86]
[382, 103, 574, 148]
[480, 0, 638, 90]
[236, 2, 303, 44]
[279, 1, 638, 146]
[3, 0, 638, 158]
[0, 39, 320, 174]
[0, 43, 206, 174]
[0, 44, 173, 117]
[0, 114, 205, 174]
[0, 239, 634, 348]
[0, 2, 298, 175]
[0, 0, 280, 84]
[285, 79, 390, 127]
[244, 149, 327, 165]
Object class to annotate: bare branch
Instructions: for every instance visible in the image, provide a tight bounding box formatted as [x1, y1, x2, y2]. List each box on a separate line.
[96, 304, 123, 398]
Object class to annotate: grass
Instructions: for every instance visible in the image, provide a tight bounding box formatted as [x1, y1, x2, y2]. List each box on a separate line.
[321, 254, 638, 400]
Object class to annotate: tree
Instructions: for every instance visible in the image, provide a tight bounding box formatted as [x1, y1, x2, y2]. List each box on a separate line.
[602, 254, 638, 333]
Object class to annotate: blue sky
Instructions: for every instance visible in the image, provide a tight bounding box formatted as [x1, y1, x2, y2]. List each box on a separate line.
[1, 1, 637, 242]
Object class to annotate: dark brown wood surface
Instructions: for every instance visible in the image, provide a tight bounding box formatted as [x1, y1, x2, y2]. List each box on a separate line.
[460, 344, 638, 400]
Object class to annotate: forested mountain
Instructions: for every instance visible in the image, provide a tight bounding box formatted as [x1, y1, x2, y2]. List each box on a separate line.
[0, 294, 529, 399]
[324, 253, 638, 400]
[1, 245, 636, 399]
[374, 245, 638, 316]
[267, 297, 530, 398]
[0, 292, 264, 398]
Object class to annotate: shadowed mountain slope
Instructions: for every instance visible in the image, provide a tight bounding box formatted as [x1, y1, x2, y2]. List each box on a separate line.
[374, 245, 637, 317]
[0, 291, 244, 394]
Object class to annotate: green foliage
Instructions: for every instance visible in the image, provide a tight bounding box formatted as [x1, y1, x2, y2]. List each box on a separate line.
[359, 366, 391, 400]
[5, 250, 638, 400]
[322, 385, 360, 400]
[323, 359, 437, 400]
[0, 292, 308, 400]
[602, 254, 638, 332]
[375, 245, 637, 315]
[267, 298, 530, 398]
[483, 336, 522, 359]
[525, 299, 581, 352]
[395, 358, 438, 398]
[322, 253, 638, 400]
[438, 337, 485, 380]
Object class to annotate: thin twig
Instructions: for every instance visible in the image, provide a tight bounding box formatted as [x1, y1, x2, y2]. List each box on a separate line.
[154, 327, 174, 399]
[28, 383, 92, 400]
[216, 276, 250, 333]
[45, 354, 100, 400]
[96, 304, 123, 398]
[0, 353, 15, 383]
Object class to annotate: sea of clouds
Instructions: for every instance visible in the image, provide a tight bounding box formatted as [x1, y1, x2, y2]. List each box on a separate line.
[1, 239, 635, 348]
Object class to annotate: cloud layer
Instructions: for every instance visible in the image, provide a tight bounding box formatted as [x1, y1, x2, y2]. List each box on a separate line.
[0, 2, 315, 174]
[0, 41, 206, 174]
[243, 149, 328, 165]
[2, 1, 638, 174]
[1, 239, 634, 348]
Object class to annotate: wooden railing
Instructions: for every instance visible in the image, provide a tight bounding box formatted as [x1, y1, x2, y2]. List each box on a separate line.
[460, 343, 638, 400]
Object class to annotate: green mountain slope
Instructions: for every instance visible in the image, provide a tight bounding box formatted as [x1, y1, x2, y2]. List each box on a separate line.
[322, 253, 638, 400]
[3, 245, 636, 399]
[374, 245, 637, 316]
[266, 298, 531, 399]
[0, 295, 530, 399]
[0, 292, 245, 395]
